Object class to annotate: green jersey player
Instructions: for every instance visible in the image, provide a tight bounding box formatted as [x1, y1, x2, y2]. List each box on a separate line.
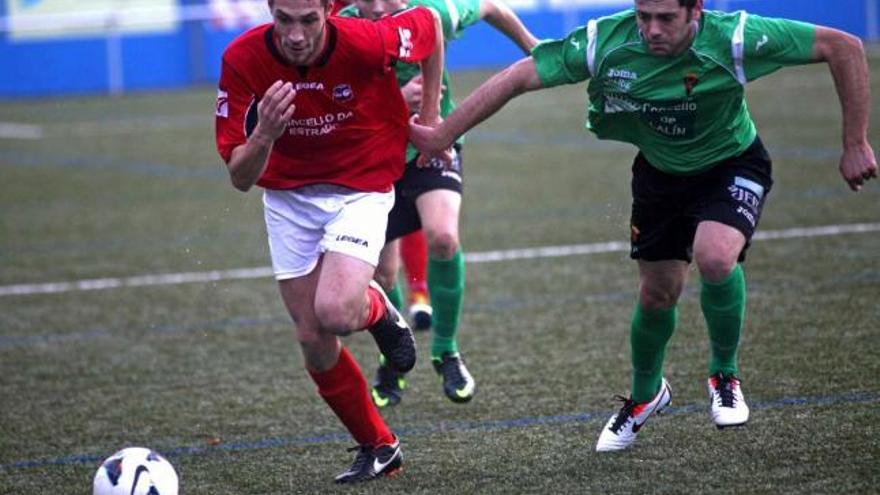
[340, 0, 538, 408]
[410, 0, 877, 451]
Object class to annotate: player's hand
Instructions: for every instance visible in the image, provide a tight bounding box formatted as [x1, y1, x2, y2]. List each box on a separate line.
[401, 75, 446, 112]
[408, 113, 450, 154]
[409, 114, 454, 168]
[839, 141, 878, 191]
[254, 80, 297, 143]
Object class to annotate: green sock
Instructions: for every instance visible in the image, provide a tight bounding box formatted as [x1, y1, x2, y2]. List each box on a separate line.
[428, 250, 465, 359]
[631, 305, 677, 403]
[378, 284, 405, 366]
[701, 264, 746, 376]
[387, 283, 404, 311]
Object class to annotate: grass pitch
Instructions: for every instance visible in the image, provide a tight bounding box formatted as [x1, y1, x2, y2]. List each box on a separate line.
[1, 54, 879, 493]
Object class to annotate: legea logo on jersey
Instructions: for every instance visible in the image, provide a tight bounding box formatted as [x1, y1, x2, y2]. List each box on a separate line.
[333, 84, 354, 102]
[216, 89, 229, 118]
[295, 82, 325, 91]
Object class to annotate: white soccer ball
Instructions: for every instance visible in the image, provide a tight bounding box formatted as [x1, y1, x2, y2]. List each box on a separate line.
[93, 447, 179, 495]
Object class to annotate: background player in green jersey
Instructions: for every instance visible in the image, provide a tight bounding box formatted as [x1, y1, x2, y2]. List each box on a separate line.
[340, 0, 538, 408]
[410, 0, 877, 451]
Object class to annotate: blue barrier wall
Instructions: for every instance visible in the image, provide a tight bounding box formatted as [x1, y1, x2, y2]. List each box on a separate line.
[2, 0, 877, 98]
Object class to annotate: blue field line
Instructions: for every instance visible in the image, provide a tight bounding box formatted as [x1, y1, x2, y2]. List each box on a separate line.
[2, 391, 877, 472]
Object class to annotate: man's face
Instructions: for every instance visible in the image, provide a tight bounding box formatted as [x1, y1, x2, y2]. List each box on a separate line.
[634, 0, 701, 56]
[353, 0, 406, 20]
[269, 0, 333, 65]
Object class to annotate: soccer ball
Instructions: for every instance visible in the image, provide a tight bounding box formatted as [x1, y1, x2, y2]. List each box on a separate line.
[93, 447, 179, 495]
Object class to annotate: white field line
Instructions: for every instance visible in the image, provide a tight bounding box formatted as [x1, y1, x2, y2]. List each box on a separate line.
[1, 223, 878, 297]
[0, 122, 43, 140]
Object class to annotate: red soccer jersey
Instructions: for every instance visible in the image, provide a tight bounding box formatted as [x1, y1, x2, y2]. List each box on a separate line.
[215, 7, 437, 192]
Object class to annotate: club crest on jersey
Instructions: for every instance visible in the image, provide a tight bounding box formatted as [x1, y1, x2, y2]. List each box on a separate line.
[216, 89, 228, 118]
[683, 73, 699, 96]
[333, 84, 354, 102]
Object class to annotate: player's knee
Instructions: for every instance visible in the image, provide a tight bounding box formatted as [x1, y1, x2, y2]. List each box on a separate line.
[427, 231, 459, 259]
[639, 283, 681, 310]
[696, 254, 737, 283]
[313, 299, 359, 336]
[295, 324, 328, 348]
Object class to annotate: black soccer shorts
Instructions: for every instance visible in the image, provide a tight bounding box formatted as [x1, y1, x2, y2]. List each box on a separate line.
[385, 145, 464, 242]
[629, 136, 773, 263]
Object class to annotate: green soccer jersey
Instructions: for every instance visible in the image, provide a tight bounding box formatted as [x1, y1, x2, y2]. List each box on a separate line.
[531, 9, 815, 175]
[339, 0, 481, 160]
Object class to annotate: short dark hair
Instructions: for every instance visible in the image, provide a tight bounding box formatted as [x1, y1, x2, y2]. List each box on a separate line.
[678, 0, 698, 8]
[269, 0, 330, 7]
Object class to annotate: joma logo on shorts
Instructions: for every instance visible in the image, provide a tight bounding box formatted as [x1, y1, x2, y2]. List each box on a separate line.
[336, 235, 368, 247]
[736, 206, 756, 228]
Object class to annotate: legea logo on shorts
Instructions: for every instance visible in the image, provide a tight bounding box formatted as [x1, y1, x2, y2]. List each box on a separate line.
[336, 235, 368, 247]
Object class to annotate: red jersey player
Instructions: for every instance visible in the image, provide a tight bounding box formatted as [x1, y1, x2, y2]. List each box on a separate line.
[215, 0, 445, 484]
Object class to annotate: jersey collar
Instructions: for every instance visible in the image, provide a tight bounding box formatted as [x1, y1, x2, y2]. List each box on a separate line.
[264, 21, 338, 71]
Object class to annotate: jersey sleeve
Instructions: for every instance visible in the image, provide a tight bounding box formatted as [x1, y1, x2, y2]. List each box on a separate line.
[444, 0, 482, 39]
[531, 25, 590, 89]
[215, 57, 255, 164]
[374, 6, 439, 66]
[335, 5, 359, 18]
[741, 14, 815, 82]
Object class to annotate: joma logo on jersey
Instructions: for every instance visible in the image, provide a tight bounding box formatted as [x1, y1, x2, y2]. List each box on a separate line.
[607, 68, 638, 80]
[336, 235, 368, 247]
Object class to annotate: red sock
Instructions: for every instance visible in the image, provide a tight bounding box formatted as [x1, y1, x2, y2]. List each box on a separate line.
[364, 285, 386, 328]
[401, 230, 428, 296]
[308, 347, 395, 447]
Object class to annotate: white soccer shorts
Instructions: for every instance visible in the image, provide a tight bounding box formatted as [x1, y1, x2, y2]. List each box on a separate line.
[263, 185, 394, 280]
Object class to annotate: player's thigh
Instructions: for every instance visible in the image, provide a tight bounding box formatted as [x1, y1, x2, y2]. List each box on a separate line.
[415, 188, 461, 240]
[316, 190, 393, 329]
[316, 251, 376, 304]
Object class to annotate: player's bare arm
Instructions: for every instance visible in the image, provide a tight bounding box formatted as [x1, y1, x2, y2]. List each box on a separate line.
[412, 6, 455, 165]
[400, 74, 448, 112]
[414, 7, 445, 126]
[409, 56, 543, 153]
[811, 25, 878, 191]
[226, 81, 297, 191]
[479, 0, 539, 53]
